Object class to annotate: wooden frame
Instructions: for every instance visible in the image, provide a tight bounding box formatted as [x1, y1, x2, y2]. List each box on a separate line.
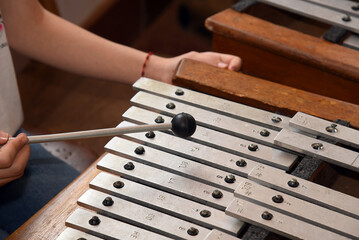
[205, 7, 359, 105]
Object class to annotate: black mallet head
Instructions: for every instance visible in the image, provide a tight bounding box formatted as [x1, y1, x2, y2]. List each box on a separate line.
[171, 113, 196, 138]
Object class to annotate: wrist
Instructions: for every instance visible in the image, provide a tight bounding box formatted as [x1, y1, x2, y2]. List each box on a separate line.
[142, 54, 171, 83]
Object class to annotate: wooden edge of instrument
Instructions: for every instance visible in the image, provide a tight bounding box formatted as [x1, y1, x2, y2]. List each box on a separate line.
[6, 154, 104, 240]
[173, 59, 359, 130]
[204, 8, 359, 82]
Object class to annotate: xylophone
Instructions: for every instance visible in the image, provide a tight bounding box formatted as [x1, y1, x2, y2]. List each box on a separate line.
[48, 78, 358, 240]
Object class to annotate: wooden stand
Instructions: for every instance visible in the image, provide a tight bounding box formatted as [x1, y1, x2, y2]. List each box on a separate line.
[205, 6, 359, 105]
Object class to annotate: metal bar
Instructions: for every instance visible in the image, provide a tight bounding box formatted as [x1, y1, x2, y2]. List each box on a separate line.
[130, 91, 278, 147]
[56, 228, 102, 240]
[274, 129, 359, 172]
[343, 33, 359, 50]
[90, 172, 244, 235]
[122, 106, 298, 171]
[289, 112, 359, 149]
[78, 189, 210, 239]
[234, 180, 359, 239]
[133, 78, 290, 130]
[66, 208, 171, 240]
[303, 0, 359, 18]
[97, 153, 235, 211]
[204, 229, 241, 240]
[248, 164, 359, 219]
[226, 198, 348, 240]
[117, 121, 267, 176]
[105, 137, 241, 192]
[258, 0, 359, 33]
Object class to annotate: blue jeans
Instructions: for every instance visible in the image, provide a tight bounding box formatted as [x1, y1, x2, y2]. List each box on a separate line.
[0, 129, 79, 238]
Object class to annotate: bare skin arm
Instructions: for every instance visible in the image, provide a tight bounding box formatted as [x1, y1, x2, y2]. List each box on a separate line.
[0, 0, 241, 186]
[0, 0, 241, 84]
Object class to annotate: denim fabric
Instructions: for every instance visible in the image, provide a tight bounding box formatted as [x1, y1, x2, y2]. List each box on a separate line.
[0, 129, 79, 238]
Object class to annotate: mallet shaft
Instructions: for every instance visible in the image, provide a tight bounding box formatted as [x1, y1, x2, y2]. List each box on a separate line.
[9, 123, 172, 144]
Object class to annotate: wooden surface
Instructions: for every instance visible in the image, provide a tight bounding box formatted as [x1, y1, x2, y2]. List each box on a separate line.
[7, 156, 102, 240]
[173, 59, 359, 130]
[205, 8, 359, 105]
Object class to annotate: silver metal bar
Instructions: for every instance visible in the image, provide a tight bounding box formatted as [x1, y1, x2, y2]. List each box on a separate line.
[78, 189, 210, 239]
[234, 180, 359, 239]
[90, 172, 244, 235]
[274, 129, 359, 172]
[204, 229, 241, 240]
[248, 164, 359, 219]
[303, 0, 359, 18]
[259, 0, 359, 33]
[66, 208, 171, 240]
[226, 198, 349, 240]
[130, 91, 278, 147]
[4, 123, 171, 144]
[117, 121, 269, 176]
[56, 228, 102, 240]
[97, 153, 235, 211]
[343, 33, 359, 50]
[105, 137, 241, 192]
[290, 112, 359, 149]
[122, 107, 298, 171]
[133, 78, 290, 130]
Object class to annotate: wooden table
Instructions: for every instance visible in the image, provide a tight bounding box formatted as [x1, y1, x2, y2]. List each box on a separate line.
[8, 59, 359, 239]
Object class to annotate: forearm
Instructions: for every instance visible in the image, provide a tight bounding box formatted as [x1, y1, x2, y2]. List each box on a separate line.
[1, 0, 165, 84]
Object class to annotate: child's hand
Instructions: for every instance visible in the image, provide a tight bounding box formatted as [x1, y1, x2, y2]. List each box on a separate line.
[0, 131, 30, 186]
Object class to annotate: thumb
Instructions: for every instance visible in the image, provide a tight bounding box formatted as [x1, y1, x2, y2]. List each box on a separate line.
[0, 131, 9, 145]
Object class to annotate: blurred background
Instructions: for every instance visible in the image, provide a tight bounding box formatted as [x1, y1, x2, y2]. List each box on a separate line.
[12, 0, 236, 171]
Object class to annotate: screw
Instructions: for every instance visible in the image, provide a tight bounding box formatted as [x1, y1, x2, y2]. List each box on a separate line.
[124, 162, 135, 170]
[288, 178, 299, 188]
[155, 116, 164, 123]
[248, 144, 258, 151]
[166, 102, 176, 109]
[113, 181, 124, 189]
[342, 14, 351, 22]
[325, 124, 338, 133]
[187, 227, 199, 236]
[271, 116, 282, 123]
[260, 129, 270, 137]
[89, 216, 101, 225]
[236, 159, 247, 167]
[352, 4, 359, 11]
[102, 197, 114, 206]
[272, 195, 284, 203]
[225, 174, 236, 183]
[175, 89, 184, 96]
[134, 146, 145, 154]
[200, 209, 211, 218]
[145, 131, 156, 138]
[261, 211, 273, 220]
[311, 143, 324, 150]
[212, 189, 223, 199]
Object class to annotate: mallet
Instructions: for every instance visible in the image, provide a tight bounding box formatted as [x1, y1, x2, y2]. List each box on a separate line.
[1, 113, 196, 144]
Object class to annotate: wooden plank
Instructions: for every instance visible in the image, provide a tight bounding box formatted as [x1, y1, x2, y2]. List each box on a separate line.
[206, 8, 359, 83]
[205, 8, 359, 104]
[6, 155, 102, 240]
[172, 58, 359, 130]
